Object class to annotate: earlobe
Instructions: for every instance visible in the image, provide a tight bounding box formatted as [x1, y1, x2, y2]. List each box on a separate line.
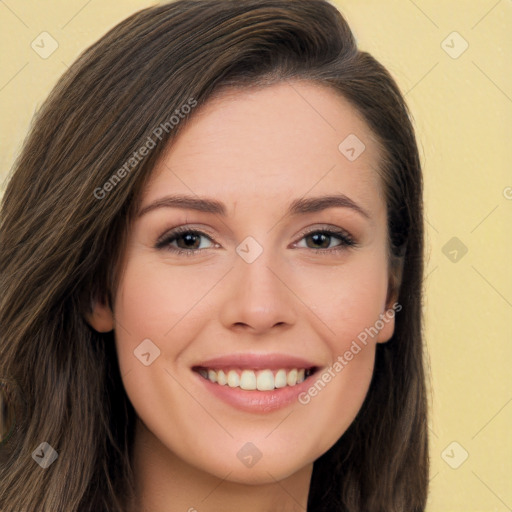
[376, 254, 404, 344]
[375, 302, 397, 344]
[85, 297, 115, 333]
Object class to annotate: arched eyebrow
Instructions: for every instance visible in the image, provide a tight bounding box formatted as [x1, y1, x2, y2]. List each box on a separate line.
[137, 193, 371, 220]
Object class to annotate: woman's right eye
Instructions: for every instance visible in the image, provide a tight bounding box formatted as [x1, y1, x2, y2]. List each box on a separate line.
[155, 228, 216, 256]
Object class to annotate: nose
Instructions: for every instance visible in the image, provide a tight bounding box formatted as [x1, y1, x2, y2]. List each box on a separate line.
[219, 250, 298, 335]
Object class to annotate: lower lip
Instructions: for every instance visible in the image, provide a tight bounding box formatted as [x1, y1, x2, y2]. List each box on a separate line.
[194, 371, 316, 413]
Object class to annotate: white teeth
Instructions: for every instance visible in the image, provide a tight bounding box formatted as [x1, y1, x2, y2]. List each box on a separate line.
[287, 369, 297, 386]
[227, 370, 239, 388]
[217, 369, 227, 386]
[199, 367, 312, 391]
[240, 370, 257, 390]
[274, 369, 287, 388]
[256, 369, 274, 391]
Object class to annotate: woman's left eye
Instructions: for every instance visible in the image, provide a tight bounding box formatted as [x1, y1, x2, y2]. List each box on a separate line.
[155, 227, 356, 256]
[295, 229, 356, 252]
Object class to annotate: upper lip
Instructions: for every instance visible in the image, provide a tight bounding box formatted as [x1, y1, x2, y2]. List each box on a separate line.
[193, 353, 318, 371]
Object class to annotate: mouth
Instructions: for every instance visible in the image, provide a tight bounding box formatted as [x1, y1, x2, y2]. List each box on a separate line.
[191, 353, 321, 413]
[193, 366, 317, 391]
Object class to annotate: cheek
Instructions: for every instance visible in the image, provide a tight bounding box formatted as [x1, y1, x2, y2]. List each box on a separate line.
[294, 250, 390, 348]
[298, 346, 376, 459]
[288, 252, 388, 446]
[111, 258, 211, 449]
[303, 344, 375, 404]
[113, 255, 215, 359]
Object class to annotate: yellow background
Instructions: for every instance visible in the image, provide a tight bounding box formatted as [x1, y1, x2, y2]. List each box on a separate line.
[0, 1, 511, 510]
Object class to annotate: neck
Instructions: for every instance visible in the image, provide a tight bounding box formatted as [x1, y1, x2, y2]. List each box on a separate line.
[127, 418, 313, 512]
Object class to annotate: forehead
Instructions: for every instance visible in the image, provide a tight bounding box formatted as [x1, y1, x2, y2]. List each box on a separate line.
[142, 81, 385, 217]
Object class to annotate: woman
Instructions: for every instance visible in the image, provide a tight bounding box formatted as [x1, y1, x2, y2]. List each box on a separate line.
[0, 0, 428, 510]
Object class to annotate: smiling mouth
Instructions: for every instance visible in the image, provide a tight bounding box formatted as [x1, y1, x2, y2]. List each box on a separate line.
[193, 367, 317, 391]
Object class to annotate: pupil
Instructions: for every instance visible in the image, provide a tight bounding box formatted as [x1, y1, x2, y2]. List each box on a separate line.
[183, 233, 199, 248]
[310, 233, 329, 248]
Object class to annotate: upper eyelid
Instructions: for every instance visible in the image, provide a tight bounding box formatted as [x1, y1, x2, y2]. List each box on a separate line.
[155, 225, 217, 244]
[159, 223, 352, 237]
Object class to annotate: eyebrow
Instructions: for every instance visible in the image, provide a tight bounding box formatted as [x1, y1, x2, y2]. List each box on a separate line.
[137, 193, 371, 219]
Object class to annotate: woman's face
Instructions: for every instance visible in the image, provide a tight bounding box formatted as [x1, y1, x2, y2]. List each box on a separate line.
[89, 81, 397, 484]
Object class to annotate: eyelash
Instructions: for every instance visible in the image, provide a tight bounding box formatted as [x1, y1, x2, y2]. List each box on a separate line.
[155, 225, 357, 257]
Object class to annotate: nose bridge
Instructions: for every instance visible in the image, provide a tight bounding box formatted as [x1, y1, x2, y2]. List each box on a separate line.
[240, 247, 280, 301]
[219, 235, 297, 332]
[237, 239, 285, 309]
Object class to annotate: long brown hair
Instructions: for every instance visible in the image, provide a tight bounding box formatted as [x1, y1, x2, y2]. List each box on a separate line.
[0, 1, 428, 510]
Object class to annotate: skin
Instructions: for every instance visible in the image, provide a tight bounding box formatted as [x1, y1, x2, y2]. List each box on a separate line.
[87, 80, 398, 512]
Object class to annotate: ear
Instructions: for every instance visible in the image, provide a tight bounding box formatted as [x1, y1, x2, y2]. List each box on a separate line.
[84, 295, 114, 333]
[376, 250, 405, 344]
